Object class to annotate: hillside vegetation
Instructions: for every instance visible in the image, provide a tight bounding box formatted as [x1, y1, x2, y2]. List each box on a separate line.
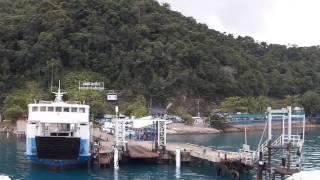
[1, 0, 320, 119]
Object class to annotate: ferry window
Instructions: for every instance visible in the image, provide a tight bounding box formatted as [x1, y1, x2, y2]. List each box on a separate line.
[71, 107, 77, 112]
[79, 108, 85, 113]
[63, 107, 70, 112]
[48, 107, 54, 112]
[55, 107, 62, 112]
[32, 106, 38, 112]
[40, 106, 46, 112]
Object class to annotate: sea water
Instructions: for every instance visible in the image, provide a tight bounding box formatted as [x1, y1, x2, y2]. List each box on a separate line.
[1, 128, 320, 180]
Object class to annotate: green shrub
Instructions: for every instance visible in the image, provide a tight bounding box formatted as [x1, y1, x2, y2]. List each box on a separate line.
[4, 106, 24, 121]
[125, 95, 148, 118]
[181, 113, 194, 125]
[208, 114, 230, 130]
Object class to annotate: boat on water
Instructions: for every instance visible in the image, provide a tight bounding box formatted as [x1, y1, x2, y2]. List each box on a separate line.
[25, 84, 91, 166]
[287, 170, 320, 180]
[0, 175, 10, 180]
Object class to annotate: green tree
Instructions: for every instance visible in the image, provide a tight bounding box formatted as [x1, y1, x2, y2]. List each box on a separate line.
[219, 96, 272, 113]
[3, 81, 46, 120]
[2, 0, 320, 118]
[4, 106, 24, 121]
[170, 106, 194, 125]
[181, 113, 194, 125]
[3, 95, 27, 112]
[208, 113, 229, 130]
[219, 97, 247, 113]
[283, 95, 301, 107]
[300, 91, 320, 116]
[125, 95, 148, 118]
[255, 96, 271, 112]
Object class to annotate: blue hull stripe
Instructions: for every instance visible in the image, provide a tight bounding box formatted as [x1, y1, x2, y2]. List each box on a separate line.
[27, 155, 90, 166]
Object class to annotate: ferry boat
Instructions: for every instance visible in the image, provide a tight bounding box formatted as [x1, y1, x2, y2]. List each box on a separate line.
[25, 84, 91, 166]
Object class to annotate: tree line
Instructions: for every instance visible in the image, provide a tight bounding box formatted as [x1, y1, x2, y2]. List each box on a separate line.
[2, 0, 320, 120]
[219, 92, 320, 117]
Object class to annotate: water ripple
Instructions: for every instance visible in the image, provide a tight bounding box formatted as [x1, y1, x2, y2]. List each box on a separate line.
[1, 129, 320, 179]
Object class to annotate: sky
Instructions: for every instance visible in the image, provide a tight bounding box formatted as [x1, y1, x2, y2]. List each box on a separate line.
[157, 0, 320, 47]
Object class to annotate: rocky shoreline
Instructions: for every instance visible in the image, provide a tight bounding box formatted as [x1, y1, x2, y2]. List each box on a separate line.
[224, 121, 320, 133]
[167, 123, 220, 135]
[0, 121, 26, 137]
[167, 121, 320, 135]
[0, 122, 15, 133]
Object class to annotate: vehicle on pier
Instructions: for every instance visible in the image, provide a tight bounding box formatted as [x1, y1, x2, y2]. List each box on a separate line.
[25, 83, 91, 166]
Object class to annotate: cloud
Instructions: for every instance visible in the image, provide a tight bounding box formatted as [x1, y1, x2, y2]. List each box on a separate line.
[157, 0, 274, 37]
[211, 0, 274, 35]
[158, 0, 320, 46]
[261, 0, 320, 46]
[203, 15, 228, 33]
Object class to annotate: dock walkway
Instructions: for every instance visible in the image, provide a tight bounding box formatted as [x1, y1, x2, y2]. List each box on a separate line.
[166, 143, 241, 163]
[127, 141, 159, 158]
[124, 140, 243, 163]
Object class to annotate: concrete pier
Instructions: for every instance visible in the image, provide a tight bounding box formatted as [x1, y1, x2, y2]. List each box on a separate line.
[92, 126, 250, 179]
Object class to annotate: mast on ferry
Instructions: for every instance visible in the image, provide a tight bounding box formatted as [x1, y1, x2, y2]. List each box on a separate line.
[52, 81, 66, 103]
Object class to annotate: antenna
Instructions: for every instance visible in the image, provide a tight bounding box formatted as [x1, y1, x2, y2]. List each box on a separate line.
[149, 97, 152, 115]
[244, 127, 247, 145]
[196, 99, 200, 117]
[50, 59, 54, 92]
[58, 80, 61, 93]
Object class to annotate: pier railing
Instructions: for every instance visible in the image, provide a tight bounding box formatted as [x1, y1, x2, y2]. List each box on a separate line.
[282, 135, 302, 147]
[240, 134, 303, 166]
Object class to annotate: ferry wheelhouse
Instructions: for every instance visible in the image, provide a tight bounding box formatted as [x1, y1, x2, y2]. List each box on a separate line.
[26, 87, 90, 166]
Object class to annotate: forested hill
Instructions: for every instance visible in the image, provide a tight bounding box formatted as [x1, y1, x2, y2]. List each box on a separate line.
[1, 0, 320, 104]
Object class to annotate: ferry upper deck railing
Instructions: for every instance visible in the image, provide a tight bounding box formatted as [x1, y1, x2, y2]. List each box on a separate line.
[38, 101, 53, 104]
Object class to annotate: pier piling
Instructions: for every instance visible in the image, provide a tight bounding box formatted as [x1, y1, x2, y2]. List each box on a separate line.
[175, 147, 181, 168]
[114, 147, 119, 169]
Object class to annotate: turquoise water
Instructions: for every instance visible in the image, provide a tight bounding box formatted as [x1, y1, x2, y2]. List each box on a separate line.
[0, 128, 319, 179]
